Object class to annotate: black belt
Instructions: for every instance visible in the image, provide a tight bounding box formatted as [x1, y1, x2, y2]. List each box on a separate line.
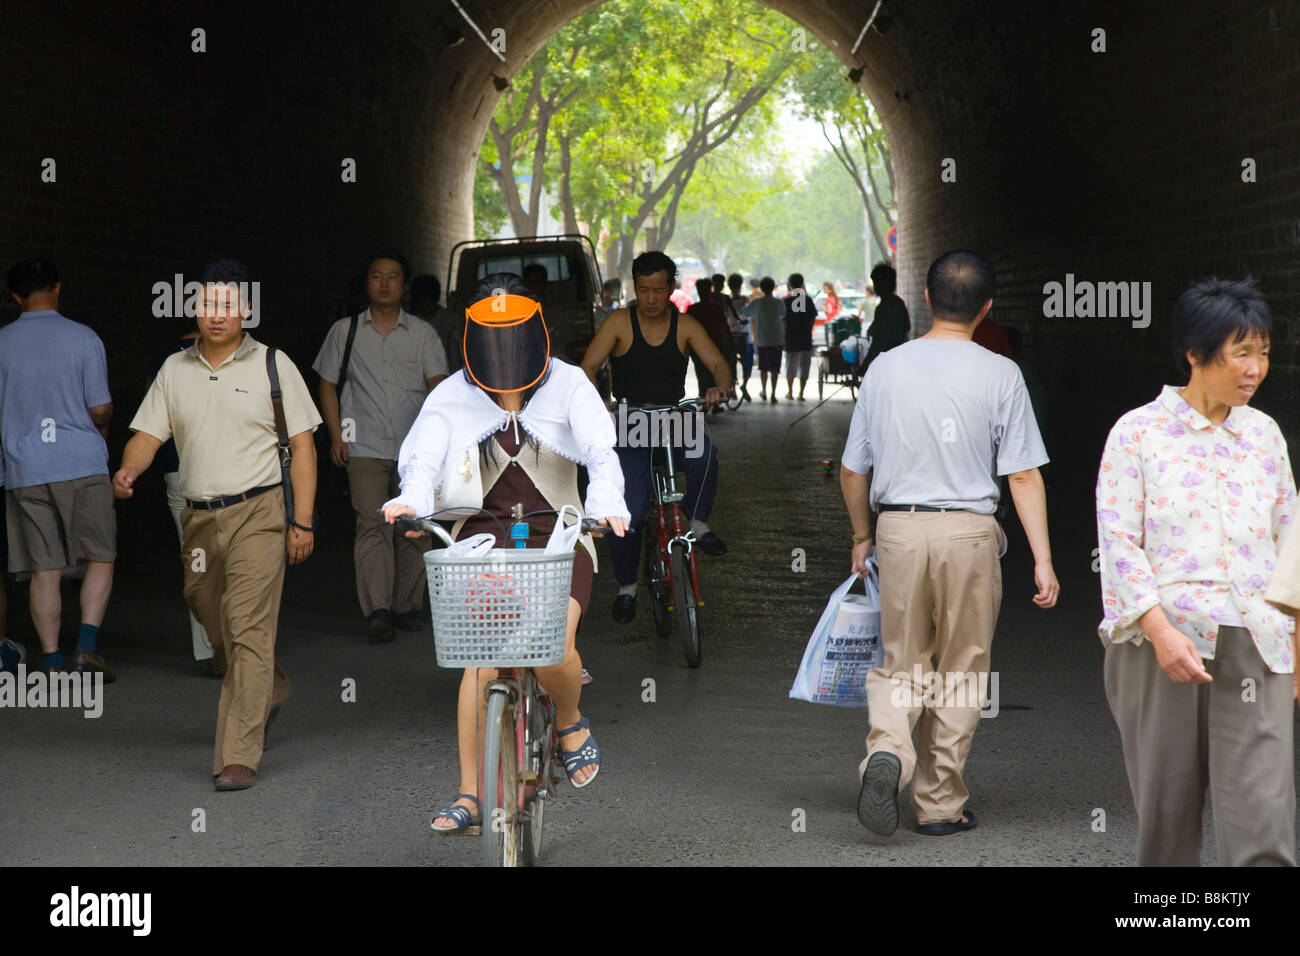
[186, 483, 280, 511]
[878, 504, 957, 513]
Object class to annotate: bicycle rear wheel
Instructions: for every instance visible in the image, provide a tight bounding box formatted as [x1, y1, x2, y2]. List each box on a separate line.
[481, 689, 522, 867]
[670, 542, 701, 667]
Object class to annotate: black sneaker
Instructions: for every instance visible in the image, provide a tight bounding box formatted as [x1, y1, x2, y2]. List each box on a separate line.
[696, 531, 728, 556]
[367, 609, 395, 643]
[392, 609, 424, 631]
[857, 751, 901, 835]
[612, 594, 637, 623]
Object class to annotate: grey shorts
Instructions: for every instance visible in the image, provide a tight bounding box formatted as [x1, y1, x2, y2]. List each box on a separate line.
[5, 474, 117, 572]
[785, 349, 812, 379]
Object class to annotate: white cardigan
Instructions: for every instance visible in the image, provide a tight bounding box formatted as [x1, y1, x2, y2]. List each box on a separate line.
[384, 360, 630, 524]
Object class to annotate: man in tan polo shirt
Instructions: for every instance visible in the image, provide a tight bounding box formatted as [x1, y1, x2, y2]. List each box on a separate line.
[314, 250, 446, 642]
[114, 260, 322, 791]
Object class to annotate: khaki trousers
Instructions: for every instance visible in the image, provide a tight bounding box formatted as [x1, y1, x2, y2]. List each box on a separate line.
[347, 456, 426, 617]
[181, 487, 292, 776]
[1104, 626, 1296, 867]
[862, 509, 1004, 825]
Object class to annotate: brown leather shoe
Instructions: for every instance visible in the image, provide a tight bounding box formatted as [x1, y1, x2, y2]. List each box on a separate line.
[215, 764, 257, 791]
[71, 650, 117, 684]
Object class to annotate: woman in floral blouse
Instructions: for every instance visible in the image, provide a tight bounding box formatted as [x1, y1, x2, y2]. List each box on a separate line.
[1096, 277, 1295, 867]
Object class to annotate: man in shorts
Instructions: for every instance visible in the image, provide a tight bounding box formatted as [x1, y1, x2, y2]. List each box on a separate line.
[0, 256, 117, 680]
[743, 277, 785, 403]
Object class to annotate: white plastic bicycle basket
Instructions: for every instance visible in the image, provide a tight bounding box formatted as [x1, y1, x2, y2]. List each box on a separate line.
[424, 505, 582, 668]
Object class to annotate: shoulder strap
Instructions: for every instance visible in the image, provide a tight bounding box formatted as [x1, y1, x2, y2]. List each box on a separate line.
[266, 346, 291, 463]
[267, 346, 297, 522]
[337, 313, 360, 396]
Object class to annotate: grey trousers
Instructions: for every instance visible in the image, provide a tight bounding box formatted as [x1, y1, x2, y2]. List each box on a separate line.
[1103, 625, 1296, 867]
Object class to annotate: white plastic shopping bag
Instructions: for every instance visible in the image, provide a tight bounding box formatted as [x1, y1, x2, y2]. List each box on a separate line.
[789, 561, 882, 708]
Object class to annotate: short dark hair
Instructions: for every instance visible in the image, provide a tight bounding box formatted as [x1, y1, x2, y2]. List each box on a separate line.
[760, 276, 775, 295]
[711, 273, 726, 292]
[201, 258, 253, 286]
[727, 272, 743, 294]
[787, 273, 805, 290]
[1172, 276, 1272, 380]
[694, 278, 712, 298]
[366, 249, 410, 285]
[7, 255, 59, 298]
[409, 274, 440, 302]
[869, 263, 896, 296]
[473, 272, 531, 302]
[632, 250, 677, 282]
[522, 262, 548, 282]
[926, 251, 995, 322]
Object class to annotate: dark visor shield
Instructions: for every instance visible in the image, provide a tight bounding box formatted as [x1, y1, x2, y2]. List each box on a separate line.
[463, 294, 551, 393]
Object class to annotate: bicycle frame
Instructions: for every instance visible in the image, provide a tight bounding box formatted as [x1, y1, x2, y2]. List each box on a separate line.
[648, 437, 702, 604]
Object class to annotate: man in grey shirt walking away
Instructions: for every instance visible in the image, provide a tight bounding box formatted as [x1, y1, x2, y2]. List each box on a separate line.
[840, 250, 1060, 837]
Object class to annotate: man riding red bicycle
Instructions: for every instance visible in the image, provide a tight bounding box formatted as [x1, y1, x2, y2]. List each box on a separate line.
[580, 251, 734, 624]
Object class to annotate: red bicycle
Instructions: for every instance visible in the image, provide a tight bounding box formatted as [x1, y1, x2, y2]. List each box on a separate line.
[624, 398, 707, 667]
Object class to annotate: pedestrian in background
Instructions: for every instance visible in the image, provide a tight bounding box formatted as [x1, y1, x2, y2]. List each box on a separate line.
[864, 263, 910, 369]
[0, 256, 117, 680]
[687, 277, 736, 405]
[842, 250, 1058, 837]
[742, 276, 784, 403]
[726, 273, 754, 402]
[823, 282, 841, 321]
[1097, 276, 1296, 866]
[313, 251, 447, 642]
[781, 273, 817, 401]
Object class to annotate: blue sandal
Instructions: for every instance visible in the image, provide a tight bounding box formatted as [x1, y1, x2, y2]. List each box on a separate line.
[558, 717, 601, 789]
[431, 793, 480, 833]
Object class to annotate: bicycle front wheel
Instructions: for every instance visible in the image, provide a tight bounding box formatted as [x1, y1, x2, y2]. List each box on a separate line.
[670, 542, 701, 667]
[645, 522, 672, 638]
[481, 689, 522, 867]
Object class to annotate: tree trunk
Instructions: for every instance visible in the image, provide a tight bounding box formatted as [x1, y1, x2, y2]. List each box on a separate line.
[558, 131, 580, 235]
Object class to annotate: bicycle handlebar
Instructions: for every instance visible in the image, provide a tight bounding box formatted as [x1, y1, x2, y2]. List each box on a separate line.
[618, 397, 708, 413]
[394, 512, 609, 542]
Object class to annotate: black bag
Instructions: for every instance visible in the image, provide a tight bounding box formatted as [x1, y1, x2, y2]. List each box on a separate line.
[266, 346, 319, 529]
[316, 314, 360, 495]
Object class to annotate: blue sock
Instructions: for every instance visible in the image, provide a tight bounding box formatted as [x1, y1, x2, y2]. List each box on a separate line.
[77, 623, 100, 654]
[42, 650, 64, 669]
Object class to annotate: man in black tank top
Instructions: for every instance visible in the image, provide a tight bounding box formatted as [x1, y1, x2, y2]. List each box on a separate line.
[581, 251, 734, 623]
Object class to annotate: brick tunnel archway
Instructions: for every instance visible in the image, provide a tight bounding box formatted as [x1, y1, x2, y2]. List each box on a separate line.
[2, 1, 1297, 503]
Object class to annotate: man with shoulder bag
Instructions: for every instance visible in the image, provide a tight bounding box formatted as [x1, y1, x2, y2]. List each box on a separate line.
[114, 259, 322, 791]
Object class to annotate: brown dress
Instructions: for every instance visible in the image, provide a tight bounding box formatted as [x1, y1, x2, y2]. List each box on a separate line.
[455, 429, 595, 618]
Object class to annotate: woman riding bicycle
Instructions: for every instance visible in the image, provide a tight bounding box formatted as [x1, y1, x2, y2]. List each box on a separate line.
[381, 273, 630, 832]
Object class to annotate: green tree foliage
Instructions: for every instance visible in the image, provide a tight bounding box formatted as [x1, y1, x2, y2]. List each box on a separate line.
[674, 148, 868, 286]
[789, 54, 895, 257]
[476, 0, 817, 282]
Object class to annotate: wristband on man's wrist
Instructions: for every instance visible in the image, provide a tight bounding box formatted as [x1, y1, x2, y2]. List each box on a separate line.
[851, 532, 870, 544]
[290, 519, 316, 534]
